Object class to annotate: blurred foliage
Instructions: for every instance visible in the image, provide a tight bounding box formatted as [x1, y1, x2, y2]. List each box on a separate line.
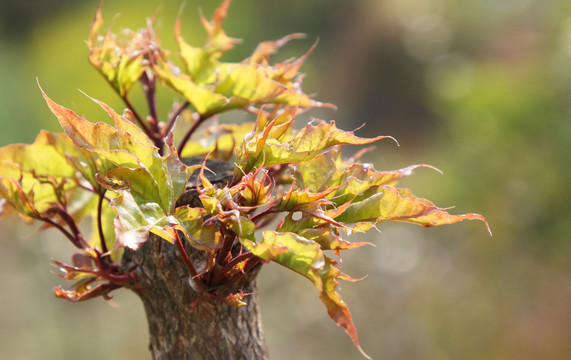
[0, 0, 570, 359]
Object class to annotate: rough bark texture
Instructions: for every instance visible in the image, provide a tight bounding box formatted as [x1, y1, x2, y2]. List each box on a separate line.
[123, 235, 269, 360]
[122, 158, 269, 360]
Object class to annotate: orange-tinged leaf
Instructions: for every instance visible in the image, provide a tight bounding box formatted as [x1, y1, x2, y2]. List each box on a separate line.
[241, 231, 369, 358]
[275, 185, 335, 212]
[54, 282, 120, 302]
[333, 185, 490, 233]
[225, 290, 250, 307]
[299, 226, 370, 251]
[40, 87, 142, 164]
[278, 214, 369, 251]
[88, 2, 158, 96]
[174, 206, 223, 249]
[41, 87, 195, 213]
[270, 40, 317, 84]
[388, 188, 491, 232]
[82, 91, 153, 147]
[0, 131, 95, 219]
[180, 122, 255, 159]
[296, 147, 441, 206]
[87, 0, 104, 49]
[317, 258, 370, 359]
[0, 177, 40, 219]
[201, 0, 238, 53]
[237, 167, 273, 206]
[238, 119, 394, 173]
[248, 33, 307, 65]
[0, 199, 18, 219]
[291, 121, 394, 153]
[0, 131, 80, 179]
[159, 1, 330, 116]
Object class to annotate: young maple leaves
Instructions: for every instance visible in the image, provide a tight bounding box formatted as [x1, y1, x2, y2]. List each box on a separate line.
[0, 1, 490, 358]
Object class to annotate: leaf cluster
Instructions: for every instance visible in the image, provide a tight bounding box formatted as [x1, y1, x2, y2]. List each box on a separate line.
[0, 1, 489, 357]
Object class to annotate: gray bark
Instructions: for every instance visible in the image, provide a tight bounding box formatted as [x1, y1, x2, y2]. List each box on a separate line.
[122, 157, 269, 360]
[124, 235, 269, 360]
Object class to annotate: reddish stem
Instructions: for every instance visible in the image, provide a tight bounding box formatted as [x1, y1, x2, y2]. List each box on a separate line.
[121, 94, 151, 135]
[174, 231, 206, 290]
[141, 71, 159, 133]
[250, 206, 278, 224]
[243, 257, 262, 274]
[96, 191, 108, 254]
[92, 252, 134, 285]
[220, 252, 256, 275]
[41, 217, 82, 249]
[216, 229, 236, 266]
[178, 112, 215, 155]
[121, 94, 164, 151]
[164, 101, 189, 136]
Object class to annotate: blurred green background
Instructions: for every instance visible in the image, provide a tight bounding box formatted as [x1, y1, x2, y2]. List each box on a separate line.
[1, 0, 570, 359]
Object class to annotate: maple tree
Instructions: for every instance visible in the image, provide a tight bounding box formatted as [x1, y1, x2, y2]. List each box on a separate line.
[0, 1, 489, 359]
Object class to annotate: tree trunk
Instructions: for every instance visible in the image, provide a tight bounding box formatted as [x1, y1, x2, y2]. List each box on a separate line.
[123, 234, 270, 360]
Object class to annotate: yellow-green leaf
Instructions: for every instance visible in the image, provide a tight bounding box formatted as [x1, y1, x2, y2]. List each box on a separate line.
[180, 122, 256, 159]
[238, 120, 394, 173]
[88, 2, 157, 96]
[278, 213, 369, 252]
[241, 231, 368, 358]
[333, 185, 490, 233]
[110, 191, 182, 250]
[157, 0, 330, 115]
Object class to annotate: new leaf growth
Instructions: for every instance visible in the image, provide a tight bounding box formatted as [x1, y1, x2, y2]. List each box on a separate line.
[0, 1, 489, 358]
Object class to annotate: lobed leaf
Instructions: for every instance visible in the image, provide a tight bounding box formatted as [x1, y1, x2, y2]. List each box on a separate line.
[0, 132, 77, 178]
[173, 206, 223, 250]
[180, 122, 255, 159]
[36, 89, 201, 252]
[241, 231, 368, 358]
[333, 185, 490, 232]
[41, 88, 194, 213]
[83, 92, 153, 147]
[0, 131, 94, 220]
[155, 0, 330, 116]
[238, 119, 394, 173]
[317, 258, 370, 359]
[110, 191, 182, 250]
[87, 2, 160, 96]
[295, 147, 439, 204]
[278, 213, 369, 252]
[241, 231, 324, 273]
[0, 176, 40, 219]
[248, 33, 307, 66]
[275, 186, 335, 212]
